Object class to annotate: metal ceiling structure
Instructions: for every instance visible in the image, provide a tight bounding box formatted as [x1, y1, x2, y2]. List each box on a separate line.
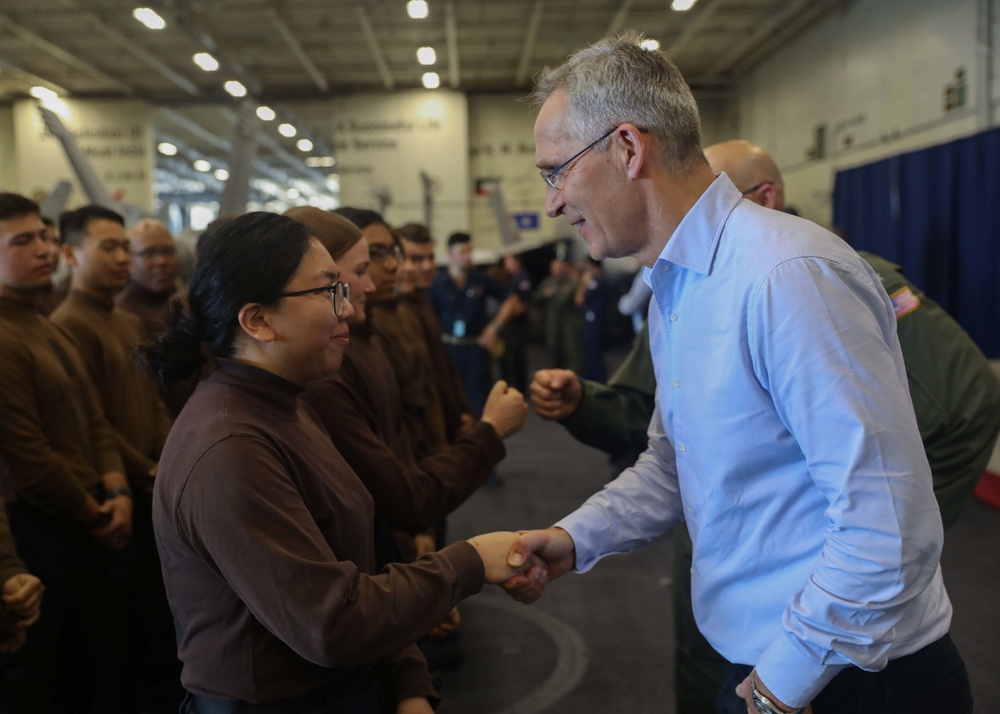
[0, 0, 850, 204]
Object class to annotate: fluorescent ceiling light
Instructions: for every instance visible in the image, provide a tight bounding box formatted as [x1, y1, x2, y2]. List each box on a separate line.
[193, 53, 219, 71]
[417, 47, 436, 65]
[157, 142, 178, 156]
[133, 7, 166, 29]
[193, 159, 212, 172]
[214, 168, 230, 181]
[305, 156, 337, 168]
[256, 106, 276, 121]
[278, 123, 297, 137]
[640, 39, 661, 51]
[407, 0, 429, 19]
[296, 139, 314, 152]
[287, 188, 301, 199]
[671, 0, 697, 10]
[29, 86, 59, 102]
[224, 80, 247, 97]
[422, 72, 440, 89]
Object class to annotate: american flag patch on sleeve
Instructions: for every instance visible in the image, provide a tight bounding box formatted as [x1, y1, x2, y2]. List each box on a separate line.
[889, 286, 921, 319]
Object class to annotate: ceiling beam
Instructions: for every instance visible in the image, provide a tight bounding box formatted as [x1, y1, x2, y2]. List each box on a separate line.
[445, 3, 460, 88]
[666, 0, 720, 58]
[0, 55, 70, 94]
[158, 108, 233, 152]
[707, 0, 819, 77]
[734, 0, 847, 74]
[604, 0, 634, 37]
[266, 8, 329, 93]
[81, 11, 200, 96]
[515, 1, 545, 86]
[0, 10, 135, 95]
[354, 4, 394, 90]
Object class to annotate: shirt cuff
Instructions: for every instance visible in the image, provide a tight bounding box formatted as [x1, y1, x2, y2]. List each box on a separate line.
[755, 632, 846, 708]
[554, 502, 616, 574]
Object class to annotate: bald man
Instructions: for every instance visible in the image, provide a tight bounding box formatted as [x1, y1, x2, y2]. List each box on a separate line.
[529, 138, 1000, 713]
[116, 219, 179, 336]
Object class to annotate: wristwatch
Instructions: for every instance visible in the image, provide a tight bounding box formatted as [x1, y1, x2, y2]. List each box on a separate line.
[750, 673, 805, 714]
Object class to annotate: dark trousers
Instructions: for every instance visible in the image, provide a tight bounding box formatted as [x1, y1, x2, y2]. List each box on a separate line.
[0, 501, 131, 714]
[180, 674, 382, 714]
[500, 333, 529, 395]
[125, 490, 184, 713]
[445, 343, 492, 416]
[715, 634, 972, 714]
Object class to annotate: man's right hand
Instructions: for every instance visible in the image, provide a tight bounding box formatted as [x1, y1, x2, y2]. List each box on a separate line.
[501, 528, 576, 604]
[2, 573, 43, 626]
[530, 369, 582, 421]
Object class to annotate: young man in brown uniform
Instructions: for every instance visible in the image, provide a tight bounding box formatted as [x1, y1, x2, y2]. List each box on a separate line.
[116, 218, 179, 337]
[52, 204, 181, 711]
[0, 193, 132, 714]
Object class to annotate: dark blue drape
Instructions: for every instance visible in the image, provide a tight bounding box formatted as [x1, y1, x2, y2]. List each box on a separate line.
[832, 126, 1000, 357]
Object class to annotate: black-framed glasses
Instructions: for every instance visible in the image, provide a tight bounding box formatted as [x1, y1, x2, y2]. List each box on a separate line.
[276, 281, 352, 316]
[368, 243, 403, 268]
[741, 181, 773, 196]
[539, 126, 618, 190]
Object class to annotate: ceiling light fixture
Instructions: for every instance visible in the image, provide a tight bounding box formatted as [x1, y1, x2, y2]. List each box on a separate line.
[132, 7, 166, 29]
[305, 156, 337, 168]
[157, 142, 178, 156]
[214, 168, 230, 181]
[278, 123, 297, 137]
[256, 106, 276, 121]
[671, 0, 697, 10]
[224, 80, 247, 97]
[421, 72, 440, 89]
[29, 86, 59, 102]
[287, 188, 301, 199]
[640, 39, 661, 51]
[193, 159, 212, 172]
[193, 52, 219, 71]
[296, 139, 314, 152]
[407, 0, 429, 19]
[417, 47, 436, 65]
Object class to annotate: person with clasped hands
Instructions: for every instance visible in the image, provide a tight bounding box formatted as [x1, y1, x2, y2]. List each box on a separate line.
[503, 31, 972, 714]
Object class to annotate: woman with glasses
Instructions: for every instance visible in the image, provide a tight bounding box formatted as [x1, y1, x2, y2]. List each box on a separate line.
[141, 212, 526, 714]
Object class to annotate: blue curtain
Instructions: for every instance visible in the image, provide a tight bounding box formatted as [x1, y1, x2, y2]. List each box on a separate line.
[832, 126, 1000, 357]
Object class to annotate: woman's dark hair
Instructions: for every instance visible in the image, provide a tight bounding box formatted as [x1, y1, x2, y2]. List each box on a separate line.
[141, 212, 313, 388]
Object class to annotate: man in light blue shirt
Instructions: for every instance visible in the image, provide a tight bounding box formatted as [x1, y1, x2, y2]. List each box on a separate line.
[506, 31, 971, 714]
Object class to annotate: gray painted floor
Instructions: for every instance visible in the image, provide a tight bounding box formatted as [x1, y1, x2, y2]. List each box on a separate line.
[436, 350, 1000, 714]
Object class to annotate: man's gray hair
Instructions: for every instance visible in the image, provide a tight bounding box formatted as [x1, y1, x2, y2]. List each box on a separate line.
[530, 30, 704, 172]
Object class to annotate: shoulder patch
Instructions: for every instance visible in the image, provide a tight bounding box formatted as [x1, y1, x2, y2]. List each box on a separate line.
[889, 286, 921, 320]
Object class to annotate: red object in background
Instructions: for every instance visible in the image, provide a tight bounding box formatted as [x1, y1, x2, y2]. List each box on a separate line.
[974, 472, 1000, 510]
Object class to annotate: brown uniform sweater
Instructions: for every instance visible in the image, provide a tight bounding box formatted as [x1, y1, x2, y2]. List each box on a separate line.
[0, 506, 26, 585]
[115, 281, 174, 338]
[369, 297, 449, 460]
[153, 359, 484, 705]
[0, 296, 123, 519]
[51, 290, 171, 484]
[304, 323, 504, 534]
[400, 290, 473, 441]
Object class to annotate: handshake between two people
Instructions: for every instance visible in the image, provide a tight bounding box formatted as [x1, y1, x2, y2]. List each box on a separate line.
[466, 527, 576, 603]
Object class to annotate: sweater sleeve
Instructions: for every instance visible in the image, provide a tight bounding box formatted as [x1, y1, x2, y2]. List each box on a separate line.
[0, 506, 27, 586]
[304, 382, 504, 532]
[177, 436, 485, 670]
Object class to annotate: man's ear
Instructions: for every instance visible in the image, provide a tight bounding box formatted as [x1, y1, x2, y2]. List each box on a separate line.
[757, 183, 780, 210]
[61, 243, 77, 267]
[616, 124, 649, 180]
[236, 303, 277, 344]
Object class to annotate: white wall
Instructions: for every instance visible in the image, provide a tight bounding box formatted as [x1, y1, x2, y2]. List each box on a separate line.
[0, 107, 15, 193]
[734, 0, 999, 226]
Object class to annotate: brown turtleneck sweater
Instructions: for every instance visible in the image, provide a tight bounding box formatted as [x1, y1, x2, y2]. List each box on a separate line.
[154, 359, 484, 705]
[51, 290, 172, 484]
[304, 322, 504, 534]
[115, 281, 175, 337]
[0, 296, 123, 519]
[368, 297, 449, 460]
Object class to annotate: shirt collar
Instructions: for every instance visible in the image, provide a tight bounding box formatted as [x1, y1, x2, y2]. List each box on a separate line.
[654, 172, 743, 277]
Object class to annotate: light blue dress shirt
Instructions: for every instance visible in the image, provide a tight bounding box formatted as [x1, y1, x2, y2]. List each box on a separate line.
[556, 174, 952, 707]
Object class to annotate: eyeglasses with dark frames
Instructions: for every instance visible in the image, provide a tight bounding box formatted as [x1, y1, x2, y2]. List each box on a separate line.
[741, 181, 774, 196]
[368, 243, 403, 268]
[276, 280, 352, 317]
[539, 126, 618, 190]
